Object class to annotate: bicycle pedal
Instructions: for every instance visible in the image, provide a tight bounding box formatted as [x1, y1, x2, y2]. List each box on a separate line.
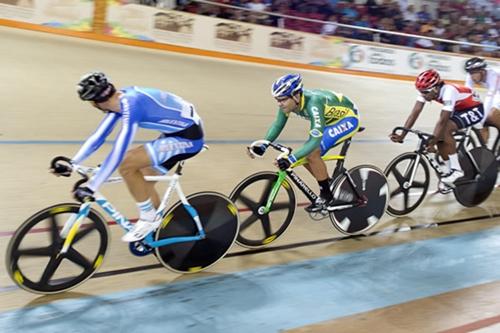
[129, 241, 154, 256]
[438, 188, 454, 194]
[308, 210, 329, 221]
[437, 182, 455, 194]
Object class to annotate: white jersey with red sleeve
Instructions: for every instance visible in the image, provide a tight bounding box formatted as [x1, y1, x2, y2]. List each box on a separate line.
[416, 83, 482, 112]
[464, 68, 500, 117]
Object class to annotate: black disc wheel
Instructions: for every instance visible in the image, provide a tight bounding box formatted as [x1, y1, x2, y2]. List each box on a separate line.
[230, 171, 296, 248]
[384, 152, 430, 216]
[329, 165, 389, 235]
[155, 192, 239, 273]
[454, 147, 497, 207]
[494, 134, 500, 169]
[5, 203, 108, 294]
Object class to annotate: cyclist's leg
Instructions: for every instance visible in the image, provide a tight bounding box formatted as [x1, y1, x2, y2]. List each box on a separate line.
[437, 119, 460, 176]
[303, 148, 332, 210]
[441, 106, 485, 184]
[482, 93, 500, 142]
[141, 167, 161, 208]
[303, 148, 329, 182]
[119, 145, 161, 242]
[136, 124, 205, 204]
[318, 116, 359, 204]
[484, 107, 500, 138]
[436, 120, 459, 159]
[119, 146, 157, 203]
[122, 126, 204, 242]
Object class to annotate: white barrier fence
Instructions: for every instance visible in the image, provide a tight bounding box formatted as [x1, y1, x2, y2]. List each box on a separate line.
[1, 1, 499, 80]
[0, 0, 93, 30]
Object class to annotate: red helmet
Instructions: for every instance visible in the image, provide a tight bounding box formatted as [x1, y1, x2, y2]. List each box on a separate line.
[415, 69, 441, 91]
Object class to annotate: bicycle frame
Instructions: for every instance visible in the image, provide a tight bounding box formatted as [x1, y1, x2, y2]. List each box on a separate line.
[402, 127, 483, 188]
[59, 164, 206, 253]
[262, 139, 363, 213]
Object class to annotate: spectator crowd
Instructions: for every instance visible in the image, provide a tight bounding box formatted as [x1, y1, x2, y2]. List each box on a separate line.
[169, 0, 500, 57]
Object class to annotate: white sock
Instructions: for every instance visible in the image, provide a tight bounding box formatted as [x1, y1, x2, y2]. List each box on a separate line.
[443, 159, 451, 174]
[448, 153, 462, 172]
[137, 198, 155, 222]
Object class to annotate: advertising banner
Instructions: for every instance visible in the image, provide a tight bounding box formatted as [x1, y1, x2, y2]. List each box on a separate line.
[340, 42, 499, 80]
[3, 2, 498, 80]
[104, 5, 500, 81]
[0, 0, 93, 30]
[104, 4, 345, 66]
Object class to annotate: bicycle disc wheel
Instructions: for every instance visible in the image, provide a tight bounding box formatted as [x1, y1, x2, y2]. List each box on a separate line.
[329, 165, 389, 235]
[495, 135, 500, 169]
[384, 152, 430, 216]
[230, 171, 296, 248]
[155, 192, 239, 274]
[454, 147, 497, 207]
[5, 203, 108, 294]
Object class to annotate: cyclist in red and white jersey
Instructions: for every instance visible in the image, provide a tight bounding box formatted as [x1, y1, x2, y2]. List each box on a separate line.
[390, 69, 485, 186]
[464, 57, 500, 142]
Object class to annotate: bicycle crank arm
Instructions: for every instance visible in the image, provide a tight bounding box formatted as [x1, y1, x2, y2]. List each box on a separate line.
[454, 179, 478, 186]
[327, 203, 356, 211]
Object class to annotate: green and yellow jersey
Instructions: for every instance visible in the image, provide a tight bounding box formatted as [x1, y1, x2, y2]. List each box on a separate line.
[264, 89, 359, 160]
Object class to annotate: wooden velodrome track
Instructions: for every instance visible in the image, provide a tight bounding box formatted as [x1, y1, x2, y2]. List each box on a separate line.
[0, 25, 499, 332]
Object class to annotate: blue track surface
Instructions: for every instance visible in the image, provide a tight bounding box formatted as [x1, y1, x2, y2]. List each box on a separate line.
[1, 227, 500, 332]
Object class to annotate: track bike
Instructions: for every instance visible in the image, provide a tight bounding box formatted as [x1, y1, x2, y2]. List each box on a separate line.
[467, 125, 500, 168]
[453, 124, 498, 155]
[230, 134, 389, 248]
[6, 153, 239, 294]
[385, 127, 497, 217]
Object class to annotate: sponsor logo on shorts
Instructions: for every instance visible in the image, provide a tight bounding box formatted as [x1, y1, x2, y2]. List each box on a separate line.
[328, 121, 354, 137]
[158, 141, 194, 152]
[159, 119, 190, 127]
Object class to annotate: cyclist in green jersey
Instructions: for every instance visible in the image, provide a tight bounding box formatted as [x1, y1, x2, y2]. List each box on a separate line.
[247, 74, 361, 212]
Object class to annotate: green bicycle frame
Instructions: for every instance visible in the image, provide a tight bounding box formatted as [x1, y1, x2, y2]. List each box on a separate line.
[262, 153, 346, 213]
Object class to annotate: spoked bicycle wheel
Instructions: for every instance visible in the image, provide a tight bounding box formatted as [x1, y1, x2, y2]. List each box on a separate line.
[384, 152, 430, 216]
[230, 171, 296, 248]
[454, 147, 497, 207]
[5, 203, 108, 294]
[155, 192, 239, 273]
[329, 165, 389, 235]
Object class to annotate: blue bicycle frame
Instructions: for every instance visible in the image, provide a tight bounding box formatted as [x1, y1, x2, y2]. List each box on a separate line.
[60, 166, 206, 253]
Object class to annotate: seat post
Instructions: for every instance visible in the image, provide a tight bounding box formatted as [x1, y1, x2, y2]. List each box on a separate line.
[331, 139, 351, 179]
[175, 161, 185, 175]
[338, 139, 352, 157]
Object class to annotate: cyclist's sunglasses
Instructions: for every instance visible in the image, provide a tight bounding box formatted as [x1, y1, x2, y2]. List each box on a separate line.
[419, 87, 435, 94]
[468, 69, 482, 74]
[275, 96, 290, 102]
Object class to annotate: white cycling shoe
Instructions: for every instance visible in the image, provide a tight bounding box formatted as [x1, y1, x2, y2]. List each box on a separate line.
[437, 181, 453, 194]
[440, 169, 464, 186]
[122, 219, 160, 242]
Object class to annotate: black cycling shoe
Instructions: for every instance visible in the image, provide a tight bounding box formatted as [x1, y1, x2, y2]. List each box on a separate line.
[304, 198, 327, 213]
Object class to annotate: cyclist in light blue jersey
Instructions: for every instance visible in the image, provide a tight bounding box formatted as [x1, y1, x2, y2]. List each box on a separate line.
[51, 72, 204, 242]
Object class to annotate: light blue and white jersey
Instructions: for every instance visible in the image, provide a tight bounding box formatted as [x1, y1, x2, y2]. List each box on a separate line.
[71, 86, 202, 191]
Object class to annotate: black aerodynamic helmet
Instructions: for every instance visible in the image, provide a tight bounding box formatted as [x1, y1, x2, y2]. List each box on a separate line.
[464, 57, 487, 72]
[77, 72, 116, 103]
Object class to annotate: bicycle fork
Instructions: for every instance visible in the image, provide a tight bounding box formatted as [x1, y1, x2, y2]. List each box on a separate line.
[59, 202, 92, 254]
[402, 154, 423, 189]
